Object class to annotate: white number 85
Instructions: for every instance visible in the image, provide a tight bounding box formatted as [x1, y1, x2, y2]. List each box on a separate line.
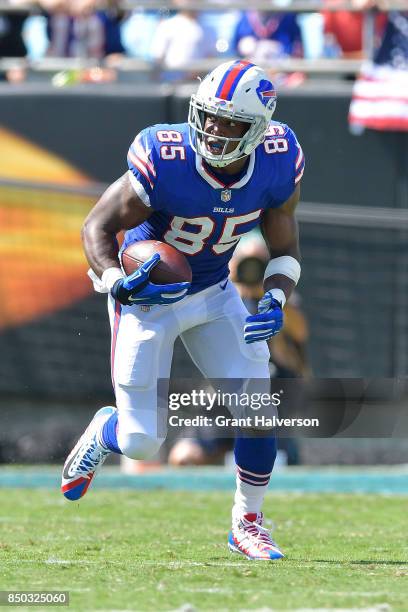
[164, 210, 262, 256]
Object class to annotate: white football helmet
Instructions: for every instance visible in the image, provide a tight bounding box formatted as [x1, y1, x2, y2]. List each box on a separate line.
[188, 60, 277, 168]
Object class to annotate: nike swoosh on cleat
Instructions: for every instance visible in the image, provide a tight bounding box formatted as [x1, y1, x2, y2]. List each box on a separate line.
[62, 453, 79, 480]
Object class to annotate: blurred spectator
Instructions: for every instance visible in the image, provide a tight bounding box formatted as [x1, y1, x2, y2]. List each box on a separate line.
[233, 10, 303, 63]
[122, 8, 234, 64]
[121, 9, 161, 61]
[23, 14, 48, 59]
[168, 231, 310, 467]
[0, 0, 31, 82]
[199, 10, 240, 57]
[38, 0, 125, 60]
[0, 8, 27, 58]
[323, 0, 387, 59]
[151, 4, 216, 74]
[297, 13, 326, 60]
[269, 292, 310, 379]
[349, 6, 408, 132]
[230, 232, 310, 379]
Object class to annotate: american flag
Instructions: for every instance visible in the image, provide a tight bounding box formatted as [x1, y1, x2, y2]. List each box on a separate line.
[349, 11, 408, 132]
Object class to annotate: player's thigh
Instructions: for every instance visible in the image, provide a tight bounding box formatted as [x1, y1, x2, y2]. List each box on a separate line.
[108, 297, 177, 437]
[180, 285, 270, 379]
[108, 297, 178, 388]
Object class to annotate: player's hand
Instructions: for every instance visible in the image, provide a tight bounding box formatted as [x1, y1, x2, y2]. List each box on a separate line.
[111, 253, 190, 306]
[244, 291, 283, 344]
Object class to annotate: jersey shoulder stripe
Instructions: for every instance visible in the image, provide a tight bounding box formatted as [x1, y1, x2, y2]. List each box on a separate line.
[280, 123, 305, 186]
[128, 132, 157, 188]
[261, 121, 305, 205]
[127, 150, 154, 190]
[127, 128, 158, 205]
[132, 134, 157, 177]
[294, 143, 305, 184]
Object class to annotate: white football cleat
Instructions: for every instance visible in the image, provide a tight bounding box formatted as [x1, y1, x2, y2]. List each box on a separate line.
[228, 512, 284, 560]
[61, 406, 116, 501]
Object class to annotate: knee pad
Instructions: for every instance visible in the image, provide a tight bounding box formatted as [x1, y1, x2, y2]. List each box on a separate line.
[117, 431, 164, 460]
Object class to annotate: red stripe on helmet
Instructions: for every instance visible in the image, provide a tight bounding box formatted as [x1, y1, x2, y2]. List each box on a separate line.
[218, 61, 252, 100]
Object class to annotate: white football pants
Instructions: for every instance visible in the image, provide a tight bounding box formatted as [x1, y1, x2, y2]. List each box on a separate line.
[108, 279, 270, 459]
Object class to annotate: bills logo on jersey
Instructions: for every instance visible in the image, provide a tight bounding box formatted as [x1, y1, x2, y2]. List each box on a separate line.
[256, 80, 276, 110]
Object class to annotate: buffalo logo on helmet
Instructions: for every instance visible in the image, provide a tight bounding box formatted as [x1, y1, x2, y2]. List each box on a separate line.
[256, 79, 276, 109]
[213, 98, 234, 111]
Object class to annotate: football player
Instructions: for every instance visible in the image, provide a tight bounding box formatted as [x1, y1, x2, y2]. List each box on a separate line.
[61, 60, 304, 561]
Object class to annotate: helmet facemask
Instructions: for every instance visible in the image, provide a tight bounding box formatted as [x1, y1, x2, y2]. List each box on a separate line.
[188, 94, 268, 168]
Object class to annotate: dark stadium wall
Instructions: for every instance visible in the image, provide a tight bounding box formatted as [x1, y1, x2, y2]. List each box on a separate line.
[0, 85, 170, 183]
[0, 83, 406, 206]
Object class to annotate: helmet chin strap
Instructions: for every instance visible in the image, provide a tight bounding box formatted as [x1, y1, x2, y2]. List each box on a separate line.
[199, 136, 246, 168]
[206, 158, 232, 169]
[204, 152, 246, 169]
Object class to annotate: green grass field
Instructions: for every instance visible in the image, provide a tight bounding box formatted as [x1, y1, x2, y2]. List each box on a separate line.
[0, 489, 407, 611]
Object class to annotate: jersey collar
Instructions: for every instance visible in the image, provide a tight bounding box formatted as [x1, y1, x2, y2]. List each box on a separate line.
[195, 150, 256, 190]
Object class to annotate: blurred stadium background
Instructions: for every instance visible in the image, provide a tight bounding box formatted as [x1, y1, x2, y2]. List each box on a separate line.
[0, 0, 407, 469]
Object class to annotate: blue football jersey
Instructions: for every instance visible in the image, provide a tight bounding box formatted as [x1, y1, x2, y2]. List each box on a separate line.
[124, 122, 304, 293]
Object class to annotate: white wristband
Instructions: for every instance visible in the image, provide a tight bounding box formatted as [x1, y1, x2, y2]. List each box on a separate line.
[87, 267, 124, 294]
[102, 267, 125, 291]
[264, 256, 301, 285]
[268, 288, 287, 308]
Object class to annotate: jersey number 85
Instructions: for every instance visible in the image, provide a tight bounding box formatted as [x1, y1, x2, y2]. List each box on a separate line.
[164, 210, 261, 256]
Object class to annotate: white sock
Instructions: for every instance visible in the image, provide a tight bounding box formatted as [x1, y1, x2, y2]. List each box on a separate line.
[232, 468, 271, 520]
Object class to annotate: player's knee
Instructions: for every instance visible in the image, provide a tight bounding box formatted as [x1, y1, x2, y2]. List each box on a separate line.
[118, 431, 164, 460]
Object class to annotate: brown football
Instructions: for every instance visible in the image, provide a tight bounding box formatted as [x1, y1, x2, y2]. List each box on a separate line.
[121, 240, 192, 284]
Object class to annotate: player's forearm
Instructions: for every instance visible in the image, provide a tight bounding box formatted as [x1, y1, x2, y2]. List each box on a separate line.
[264, 274, 296, 302]
[263, 245, 301, 306]
[81, 221, 121, 279]
[261, 198, 301, 305]
[81, 174, 153, 279]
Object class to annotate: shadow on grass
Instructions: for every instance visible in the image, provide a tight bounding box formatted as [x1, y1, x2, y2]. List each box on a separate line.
[313, 559, 408, 566]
